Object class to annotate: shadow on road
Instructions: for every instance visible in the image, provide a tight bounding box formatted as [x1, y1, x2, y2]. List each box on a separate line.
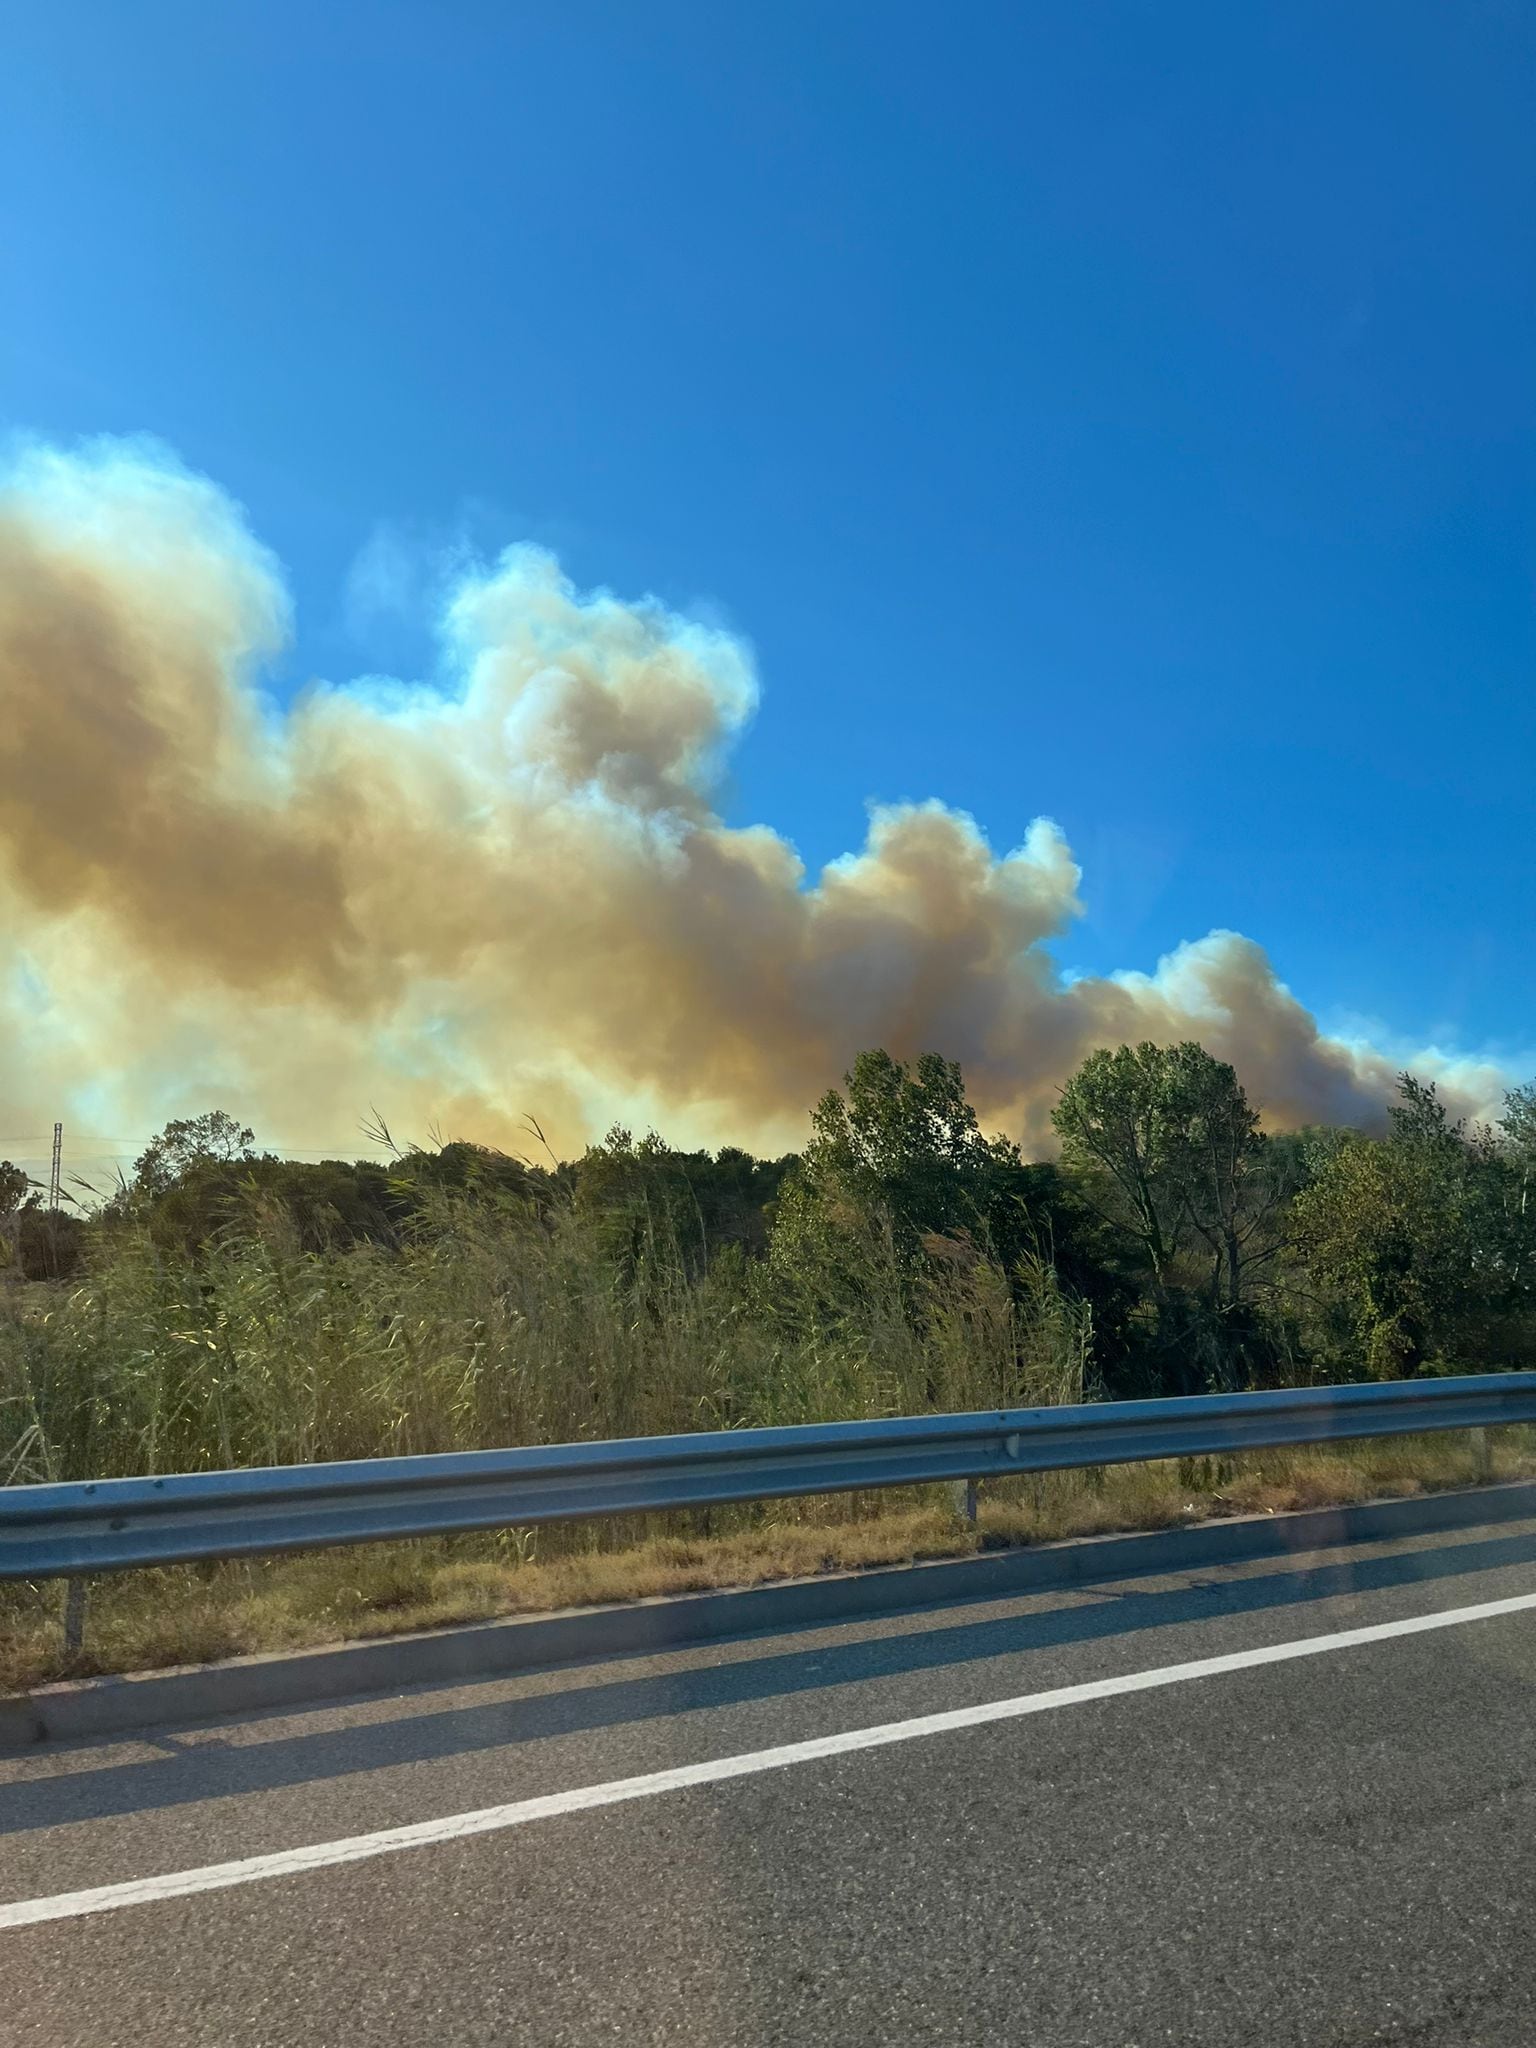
[5, 1525, 1536, 1836]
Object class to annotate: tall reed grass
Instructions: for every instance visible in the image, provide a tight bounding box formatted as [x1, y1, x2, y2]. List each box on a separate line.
[1, 1187, 1090, 1488]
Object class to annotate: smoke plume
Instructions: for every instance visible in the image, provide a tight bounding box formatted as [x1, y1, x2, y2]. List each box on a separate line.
[0, 437, 1510, 1179]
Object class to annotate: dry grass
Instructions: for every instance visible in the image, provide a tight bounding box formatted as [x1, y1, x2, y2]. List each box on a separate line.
[5, 1428, 1531, 1695]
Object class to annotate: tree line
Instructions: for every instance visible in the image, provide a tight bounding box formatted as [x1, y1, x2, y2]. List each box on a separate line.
[5, 1039, 1534, 1399]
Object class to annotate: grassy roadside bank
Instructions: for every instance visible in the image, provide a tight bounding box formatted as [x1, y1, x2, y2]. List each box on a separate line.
[5, 1428, 1532, 1694]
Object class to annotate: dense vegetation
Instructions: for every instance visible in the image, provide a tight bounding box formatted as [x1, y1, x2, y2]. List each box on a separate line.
[4, 1043, 1534, 1488]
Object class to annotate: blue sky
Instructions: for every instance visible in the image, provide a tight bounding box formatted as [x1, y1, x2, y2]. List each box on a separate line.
[5, 0, 1534, 1066]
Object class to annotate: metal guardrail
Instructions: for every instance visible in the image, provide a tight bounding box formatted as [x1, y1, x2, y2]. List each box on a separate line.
[4, 1373, 1535, 1582]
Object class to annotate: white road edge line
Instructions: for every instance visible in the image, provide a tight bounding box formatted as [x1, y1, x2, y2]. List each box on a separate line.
[5, 1586, 1534, 1930]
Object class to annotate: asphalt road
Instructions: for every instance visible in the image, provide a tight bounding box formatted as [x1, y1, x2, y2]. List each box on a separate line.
[3, 1512, 1536, 2047]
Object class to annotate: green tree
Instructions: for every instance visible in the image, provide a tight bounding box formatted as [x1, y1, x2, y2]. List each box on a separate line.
[0, 1161, 30, 1213]
[143, 1153, 408, 1255]
[795, 1049, 1014, 1257]
[1503, 1082, 1536, 1166]
[1288, 1075, 1493, 1377]
[1053, 1042, 1294, 1391]
[1053, 1041, 1281, 1308]
[132, 1111, 257, 1200]
[979, 1156, 1143, 1388]
[768, 1051, 1002, 1367]
[570, 1130, 790, 1275]
[1497, 1083, 1536, 1293]
[1053, 1044, 1184, 1289]
[14, 1202, 86, 1281]
[764, 1051, 1100, 1414]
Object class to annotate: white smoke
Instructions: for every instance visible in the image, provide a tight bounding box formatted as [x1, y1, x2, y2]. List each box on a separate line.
[0, 436, 1513, 1187]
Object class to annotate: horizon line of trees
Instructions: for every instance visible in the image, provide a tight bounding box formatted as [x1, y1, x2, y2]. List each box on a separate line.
[4, 1040, 1534, 1400]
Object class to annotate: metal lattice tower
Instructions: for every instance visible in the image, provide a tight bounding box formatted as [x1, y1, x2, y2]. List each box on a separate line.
[48, 1122, 62, 1211]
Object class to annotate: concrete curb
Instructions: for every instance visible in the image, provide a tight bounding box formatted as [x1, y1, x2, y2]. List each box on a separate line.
[5, 1478, 1535, 1752]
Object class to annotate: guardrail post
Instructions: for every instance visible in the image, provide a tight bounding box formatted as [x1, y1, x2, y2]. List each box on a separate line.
[950, 1478, 978, 1525]
[1469, 1427, 1493, 1482]
[62, 1576, 87, 1656]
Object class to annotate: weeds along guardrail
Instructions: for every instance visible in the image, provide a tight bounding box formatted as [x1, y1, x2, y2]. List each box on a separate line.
[4, 1373, 1535, 1583]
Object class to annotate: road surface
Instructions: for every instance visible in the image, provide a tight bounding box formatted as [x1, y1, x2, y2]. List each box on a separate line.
[3, 1509, 1536, 2045]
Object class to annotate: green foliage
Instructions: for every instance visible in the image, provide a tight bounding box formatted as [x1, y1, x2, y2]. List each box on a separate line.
[14, 1206, 87, 1283]
[795, 1049, 1017, 1254]
[0, 1162, 30, 1214]
[1289, 1075, 1536, 1377]
[570, 1128, 792, 1277]
[759, 1053, 1096, 1417]
[131, 1111, 257, 1201]
[1487, 1085, 1536, 1300]
[0, 1178, 1071, 1487]
[1051, 1042, 1291, 1388]
[1503, 1082, 1536, 1170]
[1055, 1042, 1194, 1283]
[5, 1048, 1535, 1498]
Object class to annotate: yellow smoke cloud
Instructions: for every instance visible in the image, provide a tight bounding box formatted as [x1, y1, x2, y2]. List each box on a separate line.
[0, 437, 1511, 1180]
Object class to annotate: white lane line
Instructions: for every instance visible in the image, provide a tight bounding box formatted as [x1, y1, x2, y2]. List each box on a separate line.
[5, 1586, 1534, 1930]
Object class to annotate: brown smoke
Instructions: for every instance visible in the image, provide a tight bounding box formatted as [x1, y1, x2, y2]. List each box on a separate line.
[0, 437, 1510, 1179]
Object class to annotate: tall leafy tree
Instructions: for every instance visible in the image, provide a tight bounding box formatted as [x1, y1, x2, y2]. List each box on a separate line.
[796, 1049, 1014, 1256]
[1053, 1044, 1184, 1288]
[1052, 1041, 1293, 1391]
[132, 1111, 257, 1200]
[1052, 1041, 1280, 1308]
[1497, 1083, 1536, 1293]
[1288, 1075, 1499, 1377]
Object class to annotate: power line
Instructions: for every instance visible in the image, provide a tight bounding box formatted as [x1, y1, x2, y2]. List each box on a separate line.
[0, 1138, 398, 1153]
[0, 1137, 148, 1147]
